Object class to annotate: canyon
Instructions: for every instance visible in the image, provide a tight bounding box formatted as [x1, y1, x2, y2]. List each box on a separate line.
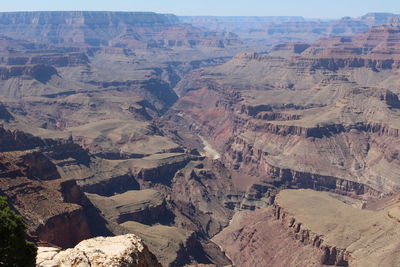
[0, 10, 400, 267]
[181, 13, 400, 47]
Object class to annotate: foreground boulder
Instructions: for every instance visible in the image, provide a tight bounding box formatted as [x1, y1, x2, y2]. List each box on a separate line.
[36, 234, 161, 267]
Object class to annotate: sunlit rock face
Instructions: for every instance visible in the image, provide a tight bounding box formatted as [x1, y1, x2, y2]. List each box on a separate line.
[36, 234, 162, 267]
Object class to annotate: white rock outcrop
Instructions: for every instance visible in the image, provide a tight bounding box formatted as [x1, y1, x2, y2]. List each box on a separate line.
[36, 234, 161, 267]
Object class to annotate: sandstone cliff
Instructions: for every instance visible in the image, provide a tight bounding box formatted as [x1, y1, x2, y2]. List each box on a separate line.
[273, 189, 400, 267]
[214, 189, 400, 267]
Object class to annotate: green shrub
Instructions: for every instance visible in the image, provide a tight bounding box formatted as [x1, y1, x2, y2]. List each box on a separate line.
[0, 196, 37, 267]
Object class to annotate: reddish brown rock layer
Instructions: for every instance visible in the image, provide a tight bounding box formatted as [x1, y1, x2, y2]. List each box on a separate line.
[213, 209, 325, 267]
[0, 127, 109, 248]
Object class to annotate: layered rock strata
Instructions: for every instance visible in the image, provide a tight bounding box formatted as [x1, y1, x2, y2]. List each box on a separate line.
[273, 189, 400, 267]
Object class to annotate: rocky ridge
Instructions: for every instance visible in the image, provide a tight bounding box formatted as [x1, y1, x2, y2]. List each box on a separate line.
[273, 189, 400, 267]
[214, 189, 400, 267]
[0, 11, 240, 49]
[182, 13, 400, 47]
[0, 126, 111, 248]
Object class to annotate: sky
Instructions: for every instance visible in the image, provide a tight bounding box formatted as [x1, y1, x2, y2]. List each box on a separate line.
[0, 0, 399, 19]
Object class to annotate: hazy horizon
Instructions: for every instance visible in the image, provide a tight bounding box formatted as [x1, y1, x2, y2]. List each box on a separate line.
[0, 0, 399, 19]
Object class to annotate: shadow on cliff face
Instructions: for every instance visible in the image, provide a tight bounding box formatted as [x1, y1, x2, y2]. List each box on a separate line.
[172, 233, 221, 267]
[116, 200, 176, 226]
[81, 174, 141, 197]
[44, 142, 92, 167]
[83, 203, 114, 238]
[60, 179, 113, 242]
[0, 103, 13, 122]
[30, 64, 59, 83]
[142, 78, 179, 113]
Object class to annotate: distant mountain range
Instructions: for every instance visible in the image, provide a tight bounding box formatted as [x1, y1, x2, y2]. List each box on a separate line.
[181, 12, 400, 43]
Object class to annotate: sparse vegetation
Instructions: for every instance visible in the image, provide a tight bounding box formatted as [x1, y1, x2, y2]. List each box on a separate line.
[0, 196, 37, 267]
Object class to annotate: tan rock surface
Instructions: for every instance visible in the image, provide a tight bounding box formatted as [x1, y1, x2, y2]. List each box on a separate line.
[86, 189, 167, 224]
[37, 234, 161, 267]
[276, 189, 400, 267]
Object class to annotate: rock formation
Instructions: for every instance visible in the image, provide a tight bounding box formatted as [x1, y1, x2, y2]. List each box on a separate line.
[164, 24, 400, 197]
[36, 234, 162, 267]
[273, 189, 400, 267]
[0, 11, 240, 49]
[0, 126, 112, 248]
[182, 13, 400, 47]
[213, 208, 325, 267]
[2, 10, 400, 267]
[214, 189, 400, 267]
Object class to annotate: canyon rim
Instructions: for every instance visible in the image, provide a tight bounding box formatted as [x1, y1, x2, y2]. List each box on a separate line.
[0, 4, 400, 267]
